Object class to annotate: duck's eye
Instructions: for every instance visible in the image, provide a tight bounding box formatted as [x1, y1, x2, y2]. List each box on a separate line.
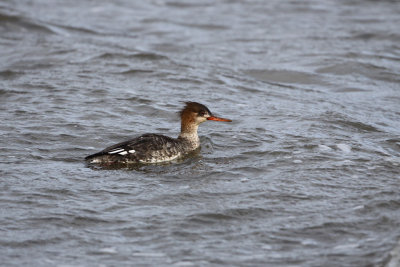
[198, 110, 206, 116]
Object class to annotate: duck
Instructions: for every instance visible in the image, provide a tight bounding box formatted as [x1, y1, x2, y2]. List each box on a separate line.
[85, 102, 232, 164]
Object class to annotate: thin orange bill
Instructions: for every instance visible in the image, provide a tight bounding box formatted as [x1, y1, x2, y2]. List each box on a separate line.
[207, 116, 232, 122]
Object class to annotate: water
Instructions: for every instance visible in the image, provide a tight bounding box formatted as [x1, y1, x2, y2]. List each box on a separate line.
[1, 0, 400, 266]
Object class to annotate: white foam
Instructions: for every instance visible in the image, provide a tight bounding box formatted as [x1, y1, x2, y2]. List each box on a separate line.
[336, 143, 351, 153]
[333, 243, 358, 250]
[318, 144, 332, 151]
[301, 239, 318, 246]
[132, 252, 165, 257]
[98, 247, 117, 254]
[352, 205, 364, 210]
[174, 262, 195, 267]
[386, 239, 400, 267]
[262, 244, 272, 250]
[384, 157, 400, 166]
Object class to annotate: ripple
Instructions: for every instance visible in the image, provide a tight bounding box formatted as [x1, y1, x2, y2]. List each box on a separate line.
[0, 237, 64, 248]
[185, 207, 272, 225]
[0, 70, 23, 80]
[333, 87, 371, 93]
[96, 52, 168, 61]
[245, 69, 327, 85]
[0, 12, 54, 34]
[177, 22, 229, 31]
[115, 69, 154, 75]
[316, 61, 400, 83]
[321, 112, 382, 133]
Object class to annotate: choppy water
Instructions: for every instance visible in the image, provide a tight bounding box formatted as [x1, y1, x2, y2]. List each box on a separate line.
[1, 0, 400, 266]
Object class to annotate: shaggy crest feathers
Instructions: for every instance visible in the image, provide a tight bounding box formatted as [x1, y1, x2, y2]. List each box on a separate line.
[179, 102, 212, 117]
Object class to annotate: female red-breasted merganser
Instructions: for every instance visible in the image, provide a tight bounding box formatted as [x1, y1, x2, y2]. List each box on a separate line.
[85, 102, 232, 164]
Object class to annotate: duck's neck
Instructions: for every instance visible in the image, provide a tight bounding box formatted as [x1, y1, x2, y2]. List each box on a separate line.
[178, 120, 200, 149]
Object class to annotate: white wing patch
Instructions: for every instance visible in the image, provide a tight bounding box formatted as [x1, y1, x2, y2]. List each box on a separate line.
[108, 148, 136, 156]
[108, 148, 124, 154]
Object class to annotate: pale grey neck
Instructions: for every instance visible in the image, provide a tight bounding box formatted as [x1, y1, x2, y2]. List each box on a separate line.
[178, 124, 200, 149]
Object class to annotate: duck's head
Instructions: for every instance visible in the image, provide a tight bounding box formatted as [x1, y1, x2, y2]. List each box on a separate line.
[179, 102, 232, 126]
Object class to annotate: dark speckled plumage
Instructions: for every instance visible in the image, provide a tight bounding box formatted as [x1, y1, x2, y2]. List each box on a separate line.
[85, 134, 195, 164]
[85, 102, 231, 165]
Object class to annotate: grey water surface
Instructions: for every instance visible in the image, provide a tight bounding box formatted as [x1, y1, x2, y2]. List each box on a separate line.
[1, 0, 400, 266]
